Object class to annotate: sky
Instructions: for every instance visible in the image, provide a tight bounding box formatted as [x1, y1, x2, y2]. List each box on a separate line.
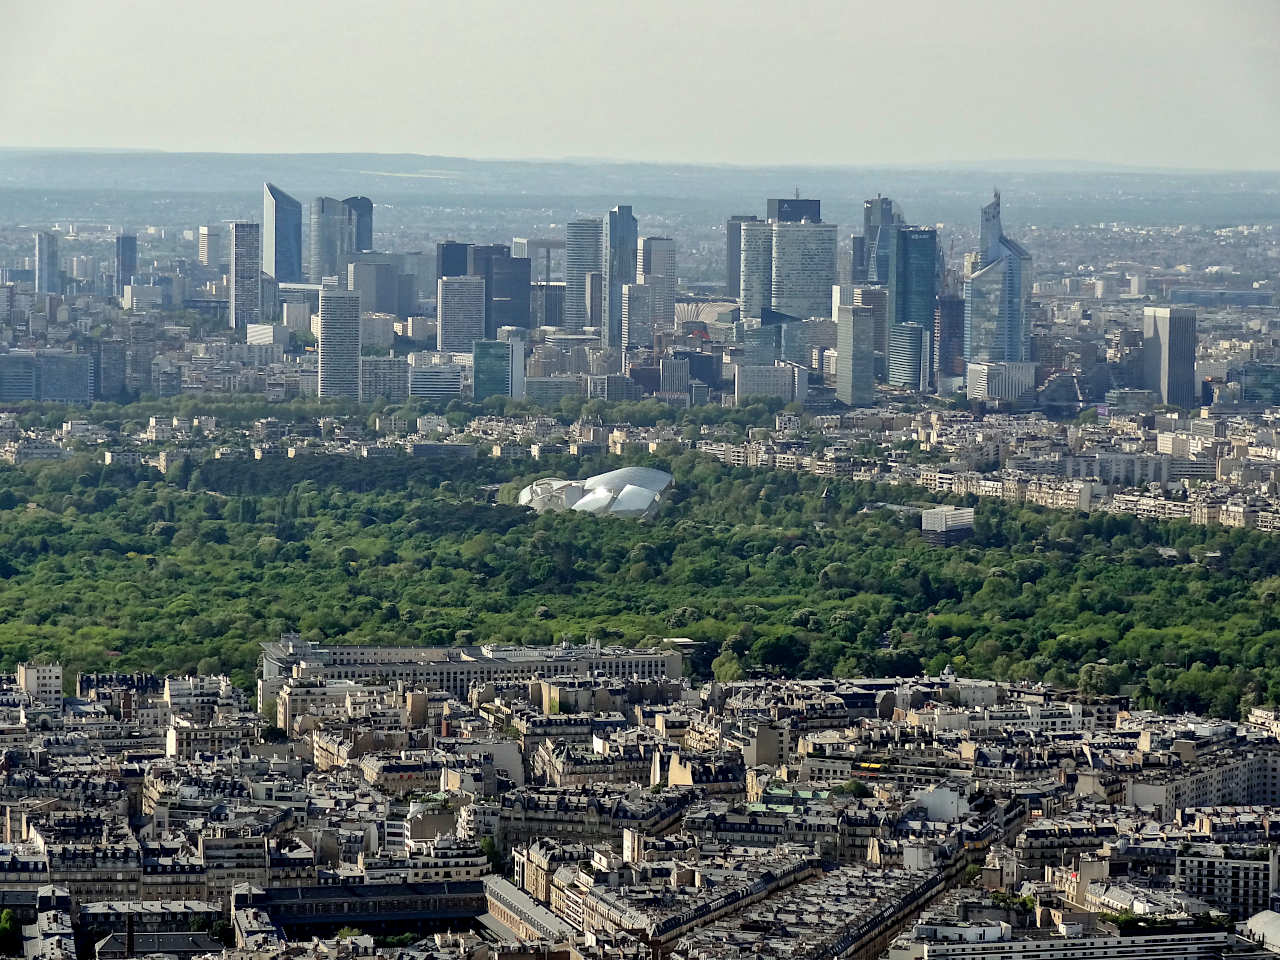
[2, 0, 1278, 171]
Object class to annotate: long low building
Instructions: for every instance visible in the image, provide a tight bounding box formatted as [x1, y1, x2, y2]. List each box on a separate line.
[259, 635, 682, 704]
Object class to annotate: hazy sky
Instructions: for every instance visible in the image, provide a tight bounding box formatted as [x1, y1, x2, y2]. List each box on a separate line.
[2, 0, 1277, 170]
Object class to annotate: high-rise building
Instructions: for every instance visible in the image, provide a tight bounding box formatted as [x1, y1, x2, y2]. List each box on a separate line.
[309, 197, 356, 282]
[739, 220, 774, 319]
[342, 196, 374, 252]
[228, 222, 262, 329]
[34, 230, 59, 295]
[436, 241, 472, 280]
[889, 228, 940, 331]
[834, 284, 875, 407]
[263, 183, 303, 283]
[771, 221, 838, 321]
[113, 233, 137, 298]
[934, 294, 966, 382]
[531, 281, 564, 328]
[198, 225, 219, 268]
[563, 218, 602, 333]
[621, 283, 655, 351]
[347, 260, 401, 316]
[964, 191, 1032, 364]
[602, 205, 638, 361]
[888, 323, 930, 392]
[1143, 306, 1198, 409]
[638, 236, 676, 331]
[585, 271, 603, 328]
[473, 338, 525, 401]
[851, 286, 889, 380]
[767, 198, 821, 223]
[725, 215, 759, 298]
[436, 275, 486, 352]
[859, 196, 903, 283]
[659, 356, 691, 397]
[468, 244, 531, 336]
[317, 288, 361, 399]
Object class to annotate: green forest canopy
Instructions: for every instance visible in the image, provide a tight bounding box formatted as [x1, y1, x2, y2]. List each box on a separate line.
[0, 434, 1278, 720]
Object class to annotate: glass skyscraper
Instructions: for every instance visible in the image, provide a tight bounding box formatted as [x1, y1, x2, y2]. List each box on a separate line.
[964, 191, 1032, 364]
[602, 205, 638, 362]
[263, 183, 303, 283]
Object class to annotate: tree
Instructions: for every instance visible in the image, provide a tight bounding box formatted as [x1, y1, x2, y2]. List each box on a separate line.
[711, 649, 745, 682]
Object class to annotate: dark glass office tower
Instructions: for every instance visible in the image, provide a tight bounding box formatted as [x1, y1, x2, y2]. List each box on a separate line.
[263, 183, 303, 282]
[436, 241, 472, 280]
[114, 233, 137, 297]
[767, 198, 821, 222]
[343, 196, 374, 252]
[602, 205, 637, 363]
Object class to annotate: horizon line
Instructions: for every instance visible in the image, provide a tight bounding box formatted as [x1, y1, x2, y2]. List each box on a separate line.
[0, 145, 1277, 178]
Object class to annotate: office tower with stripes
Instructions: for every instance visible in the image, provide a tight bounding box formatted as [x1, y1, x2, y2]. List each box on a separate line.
[436, 275, 486, 352]
[563, 218, 602, 332]
[228, 221, 261, 329]
[317, 288, 361, 398]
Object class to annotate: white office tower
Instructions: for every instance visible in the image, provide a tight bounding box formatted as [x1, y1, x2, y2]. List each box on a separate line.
[317, 288, 361, 399]
[198, 225, 219, 267]
[771, 221, 837, 320]
[738, 220, 773, 319]
[621, 283, 655, 351]
[966, 361, 1036, 407]
[437, 275, 486, 352]
[228, 222, 262, 329]
[564, 218, 603, 332]
[638, 236, 677, 330]
[833, 284, 875, 406]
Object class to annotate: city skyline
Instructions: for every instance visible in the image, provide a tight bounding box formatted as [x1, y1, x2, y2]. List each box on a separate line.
[1, 1, 1277, 171]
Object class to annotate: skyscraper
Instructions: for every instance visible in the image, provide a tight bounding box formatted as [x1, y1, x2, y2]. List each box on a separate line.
[228, 221, 261, 329]
[436, 275, 486, 352]
[638, 236, 676, 331]
[934, 294, 966, 382]
[198, 225, 219, 268]
[964, 191, 1032, 364]
[1143, 306, 1198, 409]
[263, 183, 303, 282]
[113, 233, 137, 298]
[34, 231, 59, 295]
[317, 288, 361, 399]
[767, 198, 822, 223]
[563, 218, 602, 332]
[889, 228, 940, 331]
[859, 196, 903, 283]
[725, 215, 758, 298]
[621, 282, 655, 351]
[585, 271, 604, 329]
[342, 196, 374, 252]
[602, 205, 638, 361]
[771, 221, 837, 321]
[473, 339, 525, 401]
[738, 220, 773, 319]
[468, 244, 531, 337]
[309, 197, 356, 282]
[834, 284, 875, 407]
[851, 286, 889, 380]
[436, 241, 471, 280]
[888, 323, 930, 392]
